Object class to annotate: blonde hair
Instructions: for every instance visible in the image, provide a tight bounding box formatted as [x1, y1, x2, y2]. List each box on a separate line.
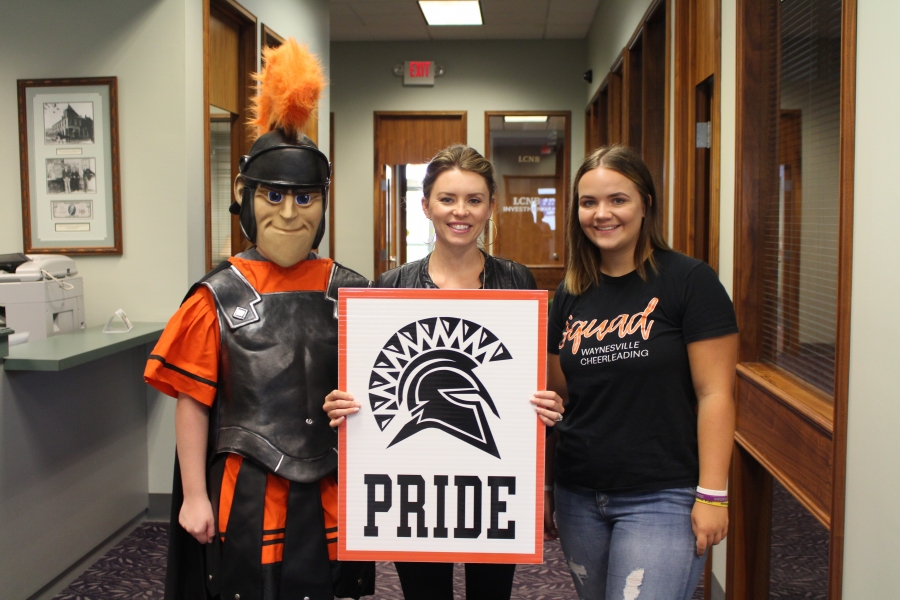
[564, 145, 670, 295]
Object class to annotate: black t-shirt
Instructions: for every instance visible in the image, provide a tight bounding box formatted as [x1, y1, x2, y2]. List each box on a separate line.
[548, 250, 738, 494]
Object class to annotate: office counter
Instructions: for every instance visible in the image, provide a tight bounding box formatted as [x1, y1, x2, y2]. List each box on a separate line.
[0, 323, 164, 599]
[4, 323, 165, 371]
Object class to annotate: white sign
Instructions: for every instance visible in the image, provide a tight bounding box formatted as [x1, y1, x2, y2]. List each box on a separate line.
[338, 288, 547, 564]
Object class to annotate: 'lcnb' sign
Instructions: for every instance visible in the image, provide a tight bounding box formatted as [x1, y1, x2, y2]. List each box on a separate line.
[404, 61, 435, 86]
[338, 288, 547, 563]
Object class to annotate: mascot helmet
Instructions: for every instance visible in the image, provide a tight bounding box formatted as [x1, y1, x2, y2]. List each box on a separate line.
[229, 39, 330, 249]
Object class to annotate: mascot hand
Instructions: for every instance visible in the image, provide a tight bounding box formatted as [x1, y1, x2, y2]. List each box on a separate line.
[180, 494, 216, 544]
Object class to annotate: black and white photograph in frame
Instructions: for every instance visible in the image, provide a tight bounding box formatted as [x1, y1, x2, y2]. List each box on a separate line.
[18, 77, 121, 254]
[43, 102, 95, 144]
[46, 158, 97, 194]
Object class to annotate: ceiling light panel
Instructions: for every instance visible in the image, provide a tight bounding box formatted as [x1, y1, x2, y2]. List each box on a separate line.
[504, 115, 549, 123]
[419, 1, 484, 26]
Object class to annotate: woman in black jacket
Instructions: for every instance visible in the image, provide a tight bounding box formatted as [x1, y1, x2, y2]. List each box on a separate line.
[325, 144, 564, 600]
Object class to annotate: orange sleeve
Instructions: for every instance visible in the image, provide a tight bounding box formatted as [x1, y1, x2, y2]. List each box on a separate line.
[144, 286, 221, 407]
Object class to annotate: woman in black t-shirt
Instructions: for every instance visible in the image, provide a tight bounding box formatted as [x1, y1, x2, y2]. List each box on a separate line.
[545, 145, 738, 600]
[324, 145, 565, 600]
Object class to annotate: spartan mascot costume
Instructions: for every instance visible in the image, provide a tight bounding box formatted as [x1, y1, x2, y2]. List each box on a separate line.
[145, 39, 374, 600]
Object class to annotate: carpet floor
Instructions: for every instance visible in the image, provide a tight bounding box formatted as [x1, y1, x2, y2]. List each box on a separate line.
[53, 480, 824, 599]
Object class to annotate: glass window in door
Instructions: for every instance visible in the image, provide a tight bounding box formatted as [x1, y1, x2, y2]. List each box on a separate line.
[486, 113, 569, 270]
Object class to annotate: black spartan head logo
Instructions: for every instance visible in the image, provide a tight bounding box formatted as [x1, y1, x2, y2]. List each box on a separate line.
[368, 317, 513, 459]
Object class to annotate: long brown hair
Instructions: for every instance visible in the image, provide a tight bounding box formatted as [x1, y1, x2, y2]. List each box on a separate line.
[422, 144, 497, 202]
[565, 145, 670, 295]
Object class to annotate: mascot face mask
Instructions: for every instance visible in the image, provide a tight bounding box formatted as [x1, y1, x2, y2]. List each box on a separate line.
[228, 38, 330, 267]
[234, 178, 323, 267]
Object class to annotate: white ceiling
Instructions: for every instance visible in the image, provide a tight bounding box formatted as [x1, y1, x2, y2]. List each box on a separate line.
[330, 0, 601, 42]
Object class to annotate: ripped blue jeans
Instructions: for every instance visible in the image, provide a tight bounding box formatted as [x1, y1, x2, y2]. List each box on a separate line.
[554, 484, 706, 600]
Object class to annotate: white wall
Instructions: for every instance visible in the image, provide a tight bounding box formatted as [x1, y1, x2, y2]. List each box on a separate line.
[0, 0, 205, 514]
[330, 39, 587, 279]
[842, 0, 900, 596]
[0, 0, 202, 327]
[0, 0, 331, 499]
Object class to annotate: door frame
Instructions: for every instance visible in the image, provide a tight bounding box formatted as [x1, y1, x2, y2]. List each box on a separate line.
[483, 110, 571, 295]
[373, 111, 467, 279]
[203, 0, 257, 270]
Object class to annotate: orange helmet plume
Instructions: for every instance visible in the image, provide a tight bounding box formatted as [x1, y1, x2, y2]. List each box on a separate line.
[250, 38, 326, 137]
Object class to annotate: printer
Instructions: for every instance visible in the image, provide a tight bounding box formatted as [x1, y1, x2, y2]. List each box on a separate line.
[0, 253, 85, 342]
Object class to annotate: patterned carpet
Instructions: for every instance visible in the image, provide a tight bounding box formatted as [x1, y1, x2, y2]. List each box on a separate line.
[769, 481, 829, 600]
[53, 523, 168, 600]
[52, 528, 701, 599]
[53, 481, 824, 599]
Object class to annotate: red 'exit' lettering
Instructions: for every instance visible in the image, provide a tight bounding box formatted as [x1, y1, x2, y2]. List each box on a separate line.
[409, 61, 430, 78]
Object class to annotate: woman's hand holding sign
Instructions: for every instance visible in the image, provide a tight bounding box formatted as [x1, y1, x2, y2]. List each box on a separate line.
[324, 389, 360, 428]
[531, 390, 565, 427]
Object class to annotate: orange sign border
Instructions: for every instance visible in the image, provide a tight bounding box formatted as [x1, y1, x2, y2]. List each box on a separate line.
[337, 287, 548, 564]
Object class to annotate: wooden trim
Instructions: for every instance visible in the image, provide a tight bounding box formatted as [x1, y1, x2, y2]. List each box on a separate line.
[672, 0, 690, 253]
[373, 134, 382, 278]
[16, 82, 30, 254]
[624, 31, 643, 152]
[218, 0, 255, 23]
[733, 428, 830, 528]
[261, 23, 284, 48]
[704, 548, 713, 600]
[737, 363, 833, 433]
[203, 0, 211, 270]
[672, 0, 721, 269]
[610, 51, 625, 75]
[734, 368, 833, 528]
[725, 444, 773, 600]
[731, 0, 773, 364]
[205, 0, 257, 269]
[662, 0, 671, 243]
[828, 0, 857, 596]
[640, 0, 667, 43]
[708, 0, 721, 272]
[329, 111, 335, 259]
[373, 111, 470, 118]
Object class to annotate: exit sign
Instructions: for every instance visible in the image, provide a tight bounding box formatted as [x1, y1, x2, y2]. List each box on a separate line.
[404, 61, 435, 86]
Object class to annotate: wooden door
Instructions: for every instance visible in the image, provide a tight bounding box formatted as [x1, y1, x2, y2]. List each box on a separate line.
[373, 112, 467, 279]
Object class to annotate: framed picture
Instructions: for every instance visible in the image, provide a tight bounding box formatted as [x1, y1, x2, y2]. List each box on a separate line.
[17, 77, 122, 254]
[338, 288, 548, 564]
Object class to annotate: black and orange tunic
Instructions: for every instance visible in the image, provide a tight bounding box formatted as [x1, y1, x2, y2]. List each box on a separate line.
[146, 250, 372, 600]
